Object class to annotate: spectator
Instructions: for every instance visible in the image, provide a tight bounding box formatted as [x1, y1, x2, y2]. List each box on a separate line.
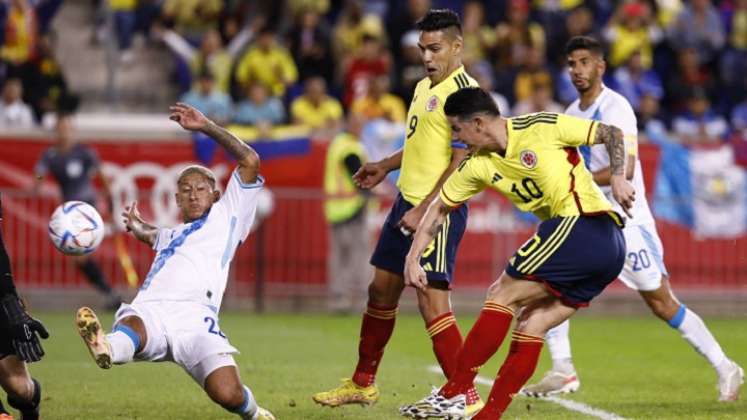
[20, 34, 78, 123]
[332, 0, 385, 72]
[731, 97, 747, 136]
[350, 75, 406, 123]
[394, 30, 426, 103]
[0, 78, 34, 128]
[290, 76, 343, 137]
[512, 78, 564, 115]
[288, 7, 334, 83]
[287, 0, 330, 17]
[161, 0, 222, 42]
[672, 88, 729, 144]
[0, 0, 38, 69]
[234, 82, 285, 126]
[493, 0, 545, 69]
[342, 33, 390, 107]
[668, 0, 725, 65]
[549, 6, 598, 66]
[654, 0, 685, 28]
[386, 0, 430, 66]
[512, 47, 553, 104]
[637, 93, 669, 143]
[159, 27, 252, 93]
[323, 112, 370, 313]
[469, 62, 511, 117]
[234, 26, 298, 98]
[603, 1, 663, 69]
[611, 50, 664, 113]
[665, 47, 716, 112]
[179, 70, 232, 125]
[109, 0, 137, 63]
[533, 0, 583, 56]
[460, 1, 495, 68]
[719, 0, 747, 101]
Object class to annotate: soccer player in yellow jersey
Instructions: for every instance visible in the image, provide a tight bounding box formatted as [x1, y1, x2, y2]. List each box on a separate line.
[399, 87, 634, 419]
[313, 9, 484, 412]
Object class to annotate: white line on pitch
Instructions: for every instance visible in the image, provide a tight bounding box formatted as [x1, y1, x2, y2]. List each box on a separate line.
[426, 365, 627, 420]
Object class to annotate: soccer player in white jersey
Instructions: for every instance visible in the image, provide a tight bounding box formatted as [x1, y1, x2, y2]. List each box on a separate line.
[74, 103, 275, 419]
[521, 36, 744, 402]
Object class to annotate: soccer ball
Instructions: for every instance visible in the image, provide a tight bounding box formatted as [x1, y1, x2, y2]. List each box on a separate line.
[48, 201, 105, 256]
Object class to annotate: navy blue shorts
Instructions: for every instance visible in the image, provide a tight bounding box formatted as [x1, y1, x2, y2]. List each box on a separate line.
[506, 215, 625, 308]
[371, 194, 468, 290]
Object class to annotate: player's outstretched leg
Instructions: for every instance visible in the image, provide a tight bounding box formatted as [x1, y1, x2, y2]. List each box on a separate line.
[520, 319, 580, 397]
[76, 307, 144, 369]
[203, 365, 274, 420]
[640, 280, 744, 402]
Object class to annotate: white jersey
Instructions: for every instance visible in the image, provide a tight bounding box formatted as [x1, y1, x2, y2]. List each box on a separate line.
[565, 86, 654, 226]
[133, 169, 263, 310]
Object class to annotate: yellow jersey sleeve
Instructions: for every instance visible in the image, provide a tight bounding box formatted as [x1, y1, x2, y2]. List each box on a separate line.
[555, 113, 598, 147]
[440, 154, 489, 207]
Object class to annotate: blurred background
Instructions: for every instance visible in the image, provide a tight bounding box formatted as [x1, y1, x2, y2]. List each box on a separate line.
[0, 0, 745, 315]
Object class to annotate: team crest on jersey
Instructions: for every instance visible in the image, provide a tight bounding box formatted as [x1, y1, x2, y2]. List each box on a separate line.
[520, 150, 538, 169]
[426, 95, 439, 112]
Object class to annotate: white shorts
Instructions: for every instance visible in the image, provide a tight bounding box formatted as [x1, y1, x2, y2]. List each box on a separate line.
[113, 301, 238, 385]
[618, 223, 669, 291]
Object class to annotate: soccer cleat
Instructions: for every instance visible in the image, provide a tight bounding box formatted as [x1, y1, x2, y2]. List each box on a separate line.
[256, 406, 276, 419]
[75, 306, 112, 369]
[399, 388, 467, 419]
[520, 370, 580, 397]
[465, 396, 484, 418]
[718, 361, 744, 402]
[312, 378, 379, 407]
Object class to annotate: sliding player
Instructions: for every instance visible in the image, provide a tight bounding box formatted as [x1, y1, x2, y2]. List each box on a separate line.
[75, 103, 275, 419]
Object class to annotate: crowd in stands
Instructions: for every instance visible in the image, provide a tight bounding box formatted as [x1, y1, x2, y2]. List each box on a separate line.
[1, 0, 746, 147]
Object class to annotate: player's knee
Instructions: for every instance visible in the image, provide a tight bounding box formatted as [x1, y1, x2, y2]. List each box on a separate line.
[211, 384, 246, 410]
[368, 275, 403, 305]
[1, 374, 34, 402]
[486, 278, 510, 303]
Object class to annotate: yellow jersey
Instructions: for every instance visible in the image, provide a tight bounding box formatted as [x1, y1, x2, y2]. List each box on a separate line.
[290, 96, 343, 129]
[441, 112, 620, 222]
[398, 66, 478, 205]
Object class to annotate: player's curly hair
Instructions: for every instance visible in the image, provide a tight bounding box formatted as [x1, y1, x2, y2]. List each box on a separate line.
[565, 36, 604, 57]
[177, 165, 217, 189]
[444, 87, 501, 119]
[415, 9, 462, 35]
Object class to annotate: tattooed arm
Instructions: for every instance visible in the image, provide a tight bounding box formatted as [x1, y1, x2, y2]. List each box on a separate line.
[593, 123, 635, 217]
[404, 197, 454, 291]
[169, 102, 260, 183]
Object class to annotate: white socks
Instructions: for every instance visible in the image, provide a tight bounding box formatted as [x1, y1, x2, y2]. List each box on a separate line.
[669, 305, 728, 376]
[545, 319, 576, 374]
[106, 330, 136, 365]
[235, 385, 258, 420]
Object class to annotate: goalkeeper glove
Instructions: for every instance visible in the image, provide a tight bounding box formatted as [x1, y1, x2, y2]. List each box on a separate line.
[0, 294, 49, 363]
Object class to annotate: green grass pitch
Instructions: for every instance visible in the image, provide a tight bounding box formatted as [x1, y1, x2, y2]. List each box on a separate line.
[15, 311, 747, 419]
